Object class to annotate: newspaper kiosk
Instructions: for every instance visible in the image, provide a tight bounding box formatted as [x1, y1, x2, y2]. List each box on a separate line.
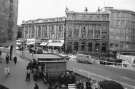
[35, 53, 67, 84]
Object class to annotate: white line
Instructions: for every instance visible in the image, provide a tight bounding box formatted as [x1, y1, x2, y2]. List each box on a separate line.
[121, 76, 135, 83]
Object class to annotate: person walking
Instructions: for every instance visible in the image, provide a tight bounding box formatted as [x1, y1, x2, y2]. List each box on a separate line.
[4, 66, 10, 76]
[6, 54, 9, 64]
[33, 83, 39, 89]
[13, 56, 17, 64]
[26, 69, 31, 81]
[33, 69, 38, 81]
[86, 79, 92, 89]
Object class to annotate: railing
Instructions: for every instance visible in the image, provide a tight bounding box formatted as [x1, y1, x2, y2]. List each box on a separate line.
[98, 60, 135, 70]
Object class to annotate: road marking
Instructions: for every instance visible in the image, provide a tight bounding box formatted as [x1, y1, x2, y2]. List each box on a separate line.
[68, 67, 135, 89]
[121, 76, 135, 83]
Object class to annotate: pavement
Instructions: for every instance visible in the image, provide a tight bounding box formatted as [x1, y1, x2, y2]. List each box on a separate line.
[0, 52, 48, 89]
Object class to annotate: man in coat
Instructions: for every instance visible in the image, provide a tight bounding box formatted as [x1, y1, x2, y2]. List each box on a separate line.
[13, 56, 17, 64]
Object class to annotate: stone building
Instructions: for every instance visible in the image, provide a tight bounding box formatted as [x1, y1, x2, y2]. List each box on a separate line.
[17, 25, 23, 39]
[0, 0, 18, 46]
[65, 11, 109, 55]
[104, 7, 135, 54]
[22, 10, 109, 55]
[22, 17, 65, 40]
[22, 17, 65, 52]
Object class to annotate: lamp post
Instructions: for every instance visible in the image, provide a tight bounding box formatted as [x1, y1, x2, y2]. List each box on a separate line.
[64, 17, 66, 54]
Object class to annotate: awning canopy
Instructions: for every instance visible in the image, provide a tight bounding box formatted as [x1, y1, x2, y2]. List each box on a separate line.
[47, 42, 63, 47]
[27, 42, 35, 45]
[40, 42, 48, 46]
[47, 40, 64, 47]
[16, 42, 21, 45]
[26, 39, 36, 45]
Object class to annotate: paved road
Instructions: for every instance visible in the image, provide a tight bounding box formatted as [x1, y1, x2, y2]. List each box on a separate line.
[0, 53, 48, 89]
[67, 61, 135, 89]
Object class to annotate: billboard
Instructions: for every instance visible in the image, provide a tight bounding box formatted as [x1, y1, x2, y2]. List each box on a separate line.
[0, 0, 18, 46]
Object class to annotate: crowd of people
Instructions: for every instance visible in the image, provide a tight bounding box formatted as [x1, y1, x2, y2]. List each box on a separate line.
[47, 71, 124, 89]
[25, 59, 45, 82]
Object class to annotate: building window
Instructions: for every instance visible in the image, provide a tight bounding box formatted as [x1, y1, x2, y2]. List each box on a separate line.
[68, 26, 72, 38]
[81, 42, 85, 51]
[74, 25, 79, 37]
[88, 42, 92, 51]
[74, 42, 78, 51]
[94, 25, 100, 39]
[43, 25, 47, 38]
[38, 26, 41, 38]
[102, 43, 106, 52]
[31, 26, 35, 38]
[50, 25, 54, 35]
[67, 42, 72, 53]
[115, 44, 118, 47]
[110, 43, 113, 47]
[81, 26, 86, 38]
[58, 25, 62, 39]
[88, 25, 93, 39]
[95, 43, 100, 52]
[102, 35, 106, 39]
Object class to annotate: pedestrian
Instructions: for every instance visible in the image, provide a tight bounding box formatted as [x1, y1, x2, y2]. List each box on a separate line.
[26, 69, 31, 81]
[33, 83, 39, 89]
[86, 79, 92, 89]
[4, 66, 10, 76]
[13, 56, 17, 64]
[33, 72, 38, 81]
[6, 54, 9, 64]
[76, 80, 84, 89]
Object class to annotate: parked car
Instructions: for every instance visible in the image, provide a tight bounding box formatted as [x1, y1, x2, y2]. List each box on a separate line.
[76, 54, 94, 64]
[100, 57, 122, 65]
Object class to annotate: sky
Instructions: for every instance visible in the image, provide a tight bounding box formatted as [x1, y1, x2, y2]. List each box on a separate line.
[18, 0, 135, 25]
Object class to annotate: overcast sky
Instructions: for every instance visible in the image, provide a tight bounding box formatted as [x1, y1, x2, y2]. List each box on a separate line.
[18, 0, 135, 25]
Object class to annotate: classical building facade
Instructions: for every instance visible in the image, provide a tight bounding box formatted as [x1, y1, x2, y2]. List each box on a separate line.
[22, 11, 109, 54]
[22, 17, 65, 40]
[65, 11, 109, 54]
[104, 7, 135, 54]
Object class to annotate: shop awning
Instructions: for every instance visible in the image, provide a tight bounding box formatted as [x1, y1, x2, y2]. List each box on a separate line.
[47, 42, 64, 47]
[27, 42, 35, 45]
[40, 42, 48, 46]
[47, 40, 64, 47]
[16, 42, 21, 45]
